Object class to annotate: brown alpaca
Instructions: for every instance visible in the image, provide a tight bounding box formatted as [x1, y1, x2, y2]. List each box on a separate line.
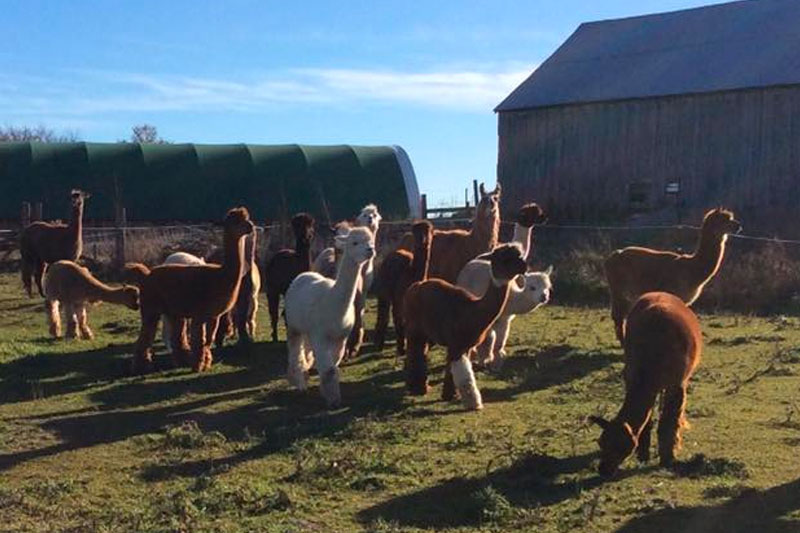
[264, 213, 315, 342]
[373, 220, 433, 355]
[590, 292, 702, 477]
[398, 182, 501, 283]
[605, 208, 740, 343]
[43, 260, 139, 339]
[403, 243, 527, 410]
[215, 230, 261, 346]
[125, 207, 254, 373]
[20, 189, 90, 298]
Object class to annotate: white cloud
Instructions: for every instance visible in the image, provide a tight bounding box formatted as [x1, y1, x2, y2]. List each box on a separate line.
[0, 64, 535, 119]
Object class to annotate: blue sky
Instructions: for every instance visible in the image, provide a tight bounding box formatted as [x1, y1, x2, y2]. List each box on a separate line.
[2, 0, 723, 206]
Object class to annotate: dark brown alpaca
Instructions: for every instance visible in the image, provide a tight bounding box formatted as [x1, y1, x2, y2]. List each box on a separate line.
[590, 292, 702, 477]
[264, 213, 315, 342]
[372, 220, 433, 355]
[20, 189, 90, 297]
[403, 243, 527, 410]
[398, 182, 500, 283]
[605, 208, 740, 343]
[125, 207, 254, 373]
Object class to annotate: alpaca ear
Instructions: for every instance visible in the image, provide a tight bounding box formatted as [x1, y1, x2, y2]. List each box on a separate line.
[479, 182, 487, 196]
[334, 235, 347, 250]
[545, 265, 554, 276]
[494, 182, 502, 195]
[589, 415, 610, 430]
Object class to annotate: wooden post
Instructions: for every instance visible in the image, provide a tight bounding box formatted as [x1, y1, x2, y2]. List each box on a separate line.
[33, 202, 43, 222]
[472, 179, 479, 206]
[21, 202, 31, 228]
[114, 205, 127, 269]
[421, 194, 428, 219]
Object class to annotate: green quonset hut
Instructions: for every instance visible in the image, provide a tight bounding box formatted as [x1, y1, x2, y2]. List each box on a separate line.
[0, 142, 421, 222]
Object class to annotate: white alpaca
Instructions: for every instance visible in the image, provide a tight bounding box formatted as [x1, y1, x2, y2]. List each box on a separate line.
[43, 260, 140, 339]
[284, 227, 375, 407]
[457, 262, 552, 370]
[354, 203, 381, 293]
[160, 252, 206, 351]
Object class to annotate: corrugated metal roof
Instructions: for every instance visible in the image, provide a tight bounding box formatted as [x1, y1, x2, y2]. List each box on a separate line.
[496, 0, 800, 112]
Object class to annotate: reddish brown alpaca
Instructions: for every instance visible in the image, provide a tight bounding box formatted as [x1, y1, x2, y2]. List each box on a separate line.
[215, 230, 261, 346]
[264, 213, 315, 342]
[372, 220, 433, 355]
[605, 208, 740, 343]
[403, 243, 527, 410]
[20, 189, 90, 298]
[398, 183, 500, 283]
[590, 292, 702, 476]
[125, 207, 254, 373]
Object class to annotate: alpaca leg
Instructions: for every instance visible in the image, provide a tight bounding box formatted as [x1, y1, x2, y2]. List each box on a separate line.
[636, 417, 654, 463]
[168, 317, 191, 367]
[311, 336, 342, 408]
[246, 296, 258, 340]
[34, 259, 47, 298]
[46, 299, 61, 338]
[215, 312, 233, 348]
[64, 302, 79, 339]
[345, 296, 365, 360]
[610, 298, 628, 345]
[450, 353, 483, 410]
[162, 315, 174, 352]
[21, 258, 34, 298]
[475, 331, 496, 368]
[201, 317, 219, 371]
[442, 364, 456, 402]
[657, 386, 688, 468]
[373, 294, 390, 352]
[405, 333, 429, 395]
[133, 312, 159, 374]
[267, 288, 280, 342]
[77, 303, 93, 340]
[189, 320, 208, 372]
[286, 329, 309, 390]
[391, 298, 406, 358]
[491, 317, 513, 371]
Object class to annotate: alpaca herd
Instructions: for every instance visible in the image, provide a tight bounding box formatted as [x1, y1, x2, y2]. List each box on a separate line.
[20, 185, 750, 478]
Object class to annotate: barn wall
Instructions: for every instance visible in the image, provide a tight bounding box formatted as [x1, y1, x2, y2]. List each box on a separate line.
[498, 85, 800, 231]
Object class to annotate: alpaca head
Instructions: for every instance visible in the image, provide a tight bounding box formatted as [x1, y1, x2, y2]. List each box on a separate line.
[335, 226, 375, 266]
[70, 189, 91, 208]
[291, 212, 316, 243]
[516, 266, 553, 309]
[121, 285, 140, 311]
[477, 182, 502, 221]
[487, 243, 527, 284]
[355, 204, 382, 236]
[223, 207, 255, 240]
[411, 219, 433, 250]
[590, 415, 638, 477]
[701, 208, 741, 237]
[516, 203, 546, 228]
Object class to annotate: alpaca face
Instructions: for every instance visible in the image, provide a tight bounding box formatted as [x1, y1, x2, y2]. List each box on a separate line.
[224, 207, 255, 240]
[70, 189, 90, 207]
[703, 208, 741, 236]
[477, 182, 502, 220]
[291, 213, 316, 243]
[356, 204, 382, 235]
[591, 416, 637, 477]
[336, 227, 375, 264]
[516, 203, 546, 228]
[488, 243, 527, 283]
[522, 270, 552, 307]
[411, 220, 433, 249]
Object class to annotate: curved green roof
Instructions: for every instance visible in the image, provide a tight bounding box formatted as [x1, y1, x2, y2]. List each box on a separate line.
[0, 142, 421, 222]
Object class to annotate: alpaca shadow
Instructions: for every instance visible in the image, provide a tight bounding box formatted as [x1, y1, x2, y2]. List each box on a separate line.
[481, 344, 619, 404]
[616, 476, 800, 533]
[359, 451, 601, 529]
[0, 343, 135, 403]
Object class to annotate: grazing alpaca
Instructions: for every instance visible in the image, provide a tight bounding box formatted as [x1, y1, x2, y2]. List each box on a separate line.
[20, 190, 90, 298]
[457, 267, 552, 370]
[590, 292, 702, 476]
[398, 183, 501, 284]
[372, 220, 434, 355]
[160, 252, 207, 352]
[403, 244, 527, 410]
[125, 207, 254, 373]
[605, 208, 741, 343]
[284, 227, 375, 408]
[43, 260, 139, 339]
[264, 213, 315, 342]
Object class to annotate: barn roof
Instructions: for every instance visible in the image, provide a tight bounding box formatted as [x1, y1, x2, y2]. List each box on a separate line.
[496, 0, 800, 112]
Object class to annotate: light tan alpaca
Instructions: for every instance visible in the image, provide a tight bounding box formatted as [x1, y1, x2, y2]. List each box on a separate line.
[43, 260, 140, 339]
[605, 208, 741, 343]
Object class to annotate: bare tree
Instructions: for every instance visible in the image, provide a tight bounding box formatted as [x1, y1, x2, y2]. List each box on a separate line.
[128, 124, 170, 144]
[0, 125, 79, 142]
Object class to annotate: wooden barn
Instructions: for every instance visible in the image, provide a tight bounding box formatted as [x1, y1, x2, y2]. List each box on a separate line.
[496, 0, 800, 231]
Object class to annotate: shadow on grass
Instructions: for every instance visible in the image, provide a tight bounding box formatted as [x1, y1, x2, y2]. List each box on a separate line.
[481, 344, 619, 404]
[616, 476, 800, 533]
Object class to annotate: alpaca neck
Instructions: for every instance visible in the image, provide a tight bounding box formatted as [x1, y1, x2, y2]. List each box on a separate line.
[472, 278, 511, 332]
[223, 232, 247, 284]
[83, 278, 126, 304]
[689, 228, 727, 283]
[331, 255, 363, 314]
[511, 223, 533, 261]
[470, 213, 499, 253]
[69, 203, 84, 241]
[296, 237, 311, 271]
[101, 286, 132, 306]
[616, 385, 658, 439]
[411, 240, 431, 283]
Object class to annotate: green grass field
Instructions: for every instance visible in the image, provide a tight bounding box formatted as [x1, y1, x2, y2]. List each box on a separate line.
[2, 271, 800, 532]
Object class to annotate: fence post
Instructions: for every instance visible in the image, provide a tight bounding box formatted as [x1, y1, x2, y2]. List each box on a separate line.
[421, 194, 428, 219]
[114, 206, 127, 269]
[472, 179, 479, 206]
[21, 202, 31, 228]
[33, 202, 43, 221]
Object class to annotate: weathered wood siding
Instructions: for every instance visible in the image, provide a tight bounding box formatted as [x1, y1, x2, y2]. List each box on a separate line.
[497, 85, 800, 229]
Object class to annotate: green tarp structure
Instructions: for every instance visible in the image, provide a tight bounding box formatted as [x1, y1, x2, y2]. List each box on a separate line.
[0, 142, 421, 223]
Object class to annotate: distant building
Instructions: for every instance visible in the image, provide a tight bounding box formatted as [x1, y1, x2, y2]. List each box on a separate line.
[0, 143, 421, 222]
[496, 0, 800, 229]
